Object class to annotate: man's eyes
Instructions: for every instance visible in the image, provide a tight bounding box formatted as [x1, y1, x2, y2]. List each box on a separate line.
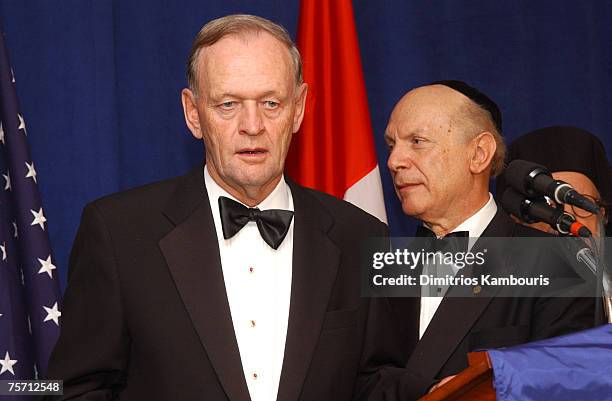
[385, 136, 427, 149]
[218, 101, 237, 110]
[216, 101, 280, 110]
[263, 101, 280, 109]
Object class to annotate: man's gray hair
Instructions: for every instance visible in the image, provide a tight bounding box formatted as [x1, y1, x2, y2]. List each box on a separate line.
[186, 14, 303, 94]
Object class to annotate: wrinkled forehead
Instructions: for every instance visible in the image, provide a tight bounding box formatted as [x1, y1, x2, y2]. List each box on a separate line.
[399, 85, 467, 114]
[197, 32, 295, 87]
[386, 87, 464, 135]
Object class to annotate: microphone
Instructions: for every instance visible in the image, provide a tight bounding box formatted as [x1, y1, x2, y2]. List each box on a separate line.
[501, 187, 593, 237]
[504, 159, 600, 215]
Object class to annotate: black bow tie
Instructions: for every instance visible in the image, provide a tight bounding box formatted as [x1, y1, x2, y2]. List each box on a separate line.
[218, 196, 294, 250]
[415, 226, 469, 254]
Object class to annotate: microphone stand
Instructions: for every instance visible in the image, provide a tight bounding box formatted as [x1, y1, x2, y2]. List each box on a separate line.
[585, 218, 611, 324]
[561, 232, 608, 325]
[604, 296, 612, 324]
[587, 236, 605, 326]
[595, 217, 612, 324]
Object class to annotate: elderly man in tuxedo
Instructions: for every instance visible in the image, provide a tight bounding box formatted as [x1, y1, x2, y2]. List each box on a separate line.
[46, 14, 400, 401]
[378, 81, 598, 398]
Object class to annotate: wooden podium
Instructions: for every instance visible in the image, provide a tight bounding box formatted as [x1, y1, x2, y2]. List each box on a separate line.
[417, 352, 496, 401]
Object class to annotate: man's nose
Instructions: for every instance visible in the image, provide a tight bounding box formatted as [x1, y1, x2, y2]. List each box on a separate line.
[239, 102, 265, 136]
[387, 147, 412, 173]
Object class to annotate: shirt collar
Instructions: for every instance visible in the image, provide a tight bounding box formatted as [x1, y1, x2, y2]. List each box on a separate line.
[452, 192, 497, 239]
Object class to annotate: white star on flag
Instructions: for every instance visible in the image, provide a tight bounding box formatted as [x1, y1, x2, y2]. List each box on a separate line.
[0, 122, 4, 145]
[43, 302, 61, 326]
[12, 222, 18, 238]
[37, 255, 56, 278]
[0, 242, 6, 261]
[0, 351, 17, 376]
[2, 171, 10, 191]
[25, 161, 37, 183]
[30, 208, 47, 230]
[18, 114, 27, 135]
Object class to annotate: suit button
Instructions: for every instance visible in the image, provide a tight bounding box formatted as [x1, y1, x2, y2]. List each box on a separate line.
[473, 285, 482, 295]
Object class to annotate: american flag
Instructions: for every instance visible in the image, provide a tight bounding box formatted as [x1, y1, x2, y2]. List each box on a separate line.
[0, 26, 62, 399]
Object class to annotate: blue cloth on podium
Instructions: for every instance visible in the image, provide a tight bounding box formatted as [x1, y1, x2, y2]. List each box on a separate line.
[488, 324, 612, 401]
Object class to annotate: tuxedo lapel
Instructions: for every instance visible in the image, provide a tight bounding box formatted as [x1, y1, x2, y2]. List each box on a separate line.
[276, 180, 341, 401]
[158, 166, 251, 401]
[406, 209, 514, 381]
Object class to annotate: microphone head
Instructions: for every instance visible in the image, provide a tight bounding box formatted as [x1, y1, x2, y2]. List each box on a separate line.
[504, 159, 550, 195]
[501, 187, 528, 220]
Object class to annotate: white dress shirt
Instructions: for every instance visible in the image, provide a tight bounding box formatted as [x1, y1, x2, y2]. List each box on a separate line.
[204, 166, 293, 401]
[419, 193, 497, 338]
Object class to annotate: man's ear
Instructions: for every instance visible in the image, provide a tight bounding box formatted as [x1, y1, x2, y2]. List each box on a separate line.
[292, 83, 308, 133]
[469, 131, 497, 174]
[181, 88, 203, 139]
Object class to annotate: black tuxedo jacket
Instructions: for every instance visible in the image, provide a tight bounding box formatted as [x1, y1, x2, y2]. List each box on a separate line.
[46, 166, 402, 401]
[371, 210, 600, 400]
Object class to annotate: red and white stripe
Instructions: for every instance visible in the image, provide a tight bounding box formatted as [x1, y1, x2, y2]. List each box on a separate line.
[287, 0, 387, 223]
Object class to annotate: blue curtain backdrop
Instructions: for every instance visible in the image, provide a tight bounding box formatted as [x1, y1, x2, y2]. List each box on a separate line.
[0, 0, 610, 289]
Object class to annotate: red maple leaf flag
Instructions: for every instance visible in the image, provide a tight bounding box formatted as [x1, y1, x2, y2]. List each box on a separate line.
[287, 0, 388, 223]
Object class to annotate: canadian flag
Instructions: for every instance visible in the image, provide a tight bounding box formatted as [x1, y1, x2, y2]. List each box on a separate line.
[287, 0, 388, 223]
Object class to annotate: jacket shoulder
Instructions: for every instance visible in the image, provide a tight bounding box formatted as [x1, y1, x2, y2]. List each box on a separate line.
[512, 222, 556, 237]
[81, 167, 206, 236]
[89, 174, 186, 216]
[489, 209, 556, 238]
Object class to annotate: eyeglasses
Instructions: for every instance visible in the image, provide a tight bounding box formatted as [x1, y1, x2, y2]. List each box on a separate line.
[541, 194, 603, 218]
[571, 194, 604, 218]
